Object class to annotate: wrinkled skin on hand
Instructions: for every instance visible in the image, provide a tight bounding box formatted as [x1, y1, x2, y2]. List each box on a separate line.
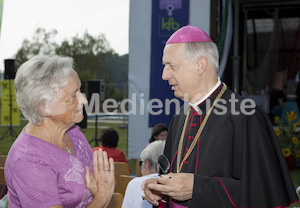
[142, 173, 194, 206]
[85, 149, 115, 207]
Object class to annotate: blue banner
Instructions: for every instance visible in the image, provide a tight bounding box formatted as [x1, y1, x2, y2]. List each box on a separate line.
[149, 0, 189, 127]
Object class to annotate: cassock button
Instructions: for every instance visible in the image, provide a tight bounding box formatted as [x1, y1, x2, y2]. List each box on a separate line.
[185, 148, 189, 152]
[191, 123, 197, 127]
[188, 136, 194, 140]
[183, 161, 189, 164]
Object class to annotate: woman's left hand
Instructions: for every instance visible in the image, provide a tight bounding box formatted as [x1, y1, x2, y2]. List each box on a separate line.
[85, 149, 115, 207]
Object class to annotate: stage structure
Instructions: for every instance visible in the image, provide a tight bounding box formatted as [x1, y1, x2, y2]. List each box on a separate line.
[0, 59, 19, 140]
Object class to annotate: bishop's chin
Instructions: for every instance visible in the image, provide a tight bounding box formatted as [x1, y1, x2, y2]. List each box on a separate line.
[173, 92, 185, 101]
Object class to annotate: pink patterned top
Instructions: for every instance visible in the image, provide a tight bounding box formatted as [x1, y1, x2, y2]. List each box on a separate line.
[5, 125, 94, 208]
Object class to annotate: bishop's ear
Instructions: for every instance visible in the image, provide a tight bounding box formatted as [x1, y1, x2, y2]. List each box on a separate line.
[197, 56, 208, 75]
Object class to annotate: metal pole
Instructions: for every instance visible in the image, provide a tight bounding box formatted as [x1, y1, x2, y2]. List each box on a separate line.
[95, 114, 99, 147]
[232, 0, 241, 93]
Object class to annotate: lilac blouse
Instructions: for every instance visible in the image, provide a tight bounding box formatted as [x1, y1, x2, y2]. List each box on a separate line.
[5, 125, 94, 208]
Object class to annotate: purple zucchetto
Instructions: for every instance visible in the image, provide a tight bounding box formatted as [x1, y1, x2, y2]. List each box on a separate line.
[166, 25, 212, 44]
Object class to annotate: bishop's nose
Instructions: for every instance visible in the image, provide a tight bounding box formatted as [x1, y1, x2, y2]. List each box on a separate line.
[162, 67, 171, 80]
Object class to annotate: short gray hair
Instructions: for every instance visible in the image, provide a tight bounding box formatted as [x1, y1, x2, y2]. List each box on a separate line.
[14, 55, 74, 125]
[140, 140, 166, 173]
[184, 42, 219, 72]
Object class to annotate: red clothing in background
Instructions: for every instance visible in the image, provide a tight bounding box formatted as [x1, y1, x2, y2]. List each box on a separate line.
[92, 146, 127, 163]
[93, 146, 130, 173]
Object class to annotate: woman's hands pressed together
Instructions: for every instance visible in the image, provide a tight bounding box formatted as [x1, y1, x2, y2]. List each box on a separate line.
[85, 149, 115, 208]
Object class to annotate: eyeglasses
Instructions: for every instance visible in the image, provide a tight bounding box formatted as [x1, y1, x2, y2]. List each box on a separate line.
[139, 160, 144, 167]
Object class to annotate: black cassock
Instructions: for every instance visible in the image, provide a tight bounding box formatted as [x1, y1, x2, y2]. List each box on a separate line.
[164, 84, 299, 207]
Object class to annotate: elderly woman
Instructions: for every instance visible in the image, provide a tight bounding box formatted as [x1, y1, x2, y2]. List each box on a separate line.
[4, 55, 115, 208]
[122, 140, 166, 208]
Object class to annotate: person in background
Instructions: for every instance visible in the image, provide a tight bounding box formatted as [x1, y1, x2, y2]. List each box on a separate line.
[295, 71, 300, 112]
[93, 128, 127, 164]
[142, 25, 298, 207]
[122, 140, 166, 208]
[5, 55, 115, 207]
[145, 124, 168, 147]
[269, 69, 288, 120]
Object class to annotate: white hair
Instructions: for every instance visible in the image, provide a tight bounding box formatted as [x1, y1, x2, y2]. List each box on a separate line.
[14, 55, 74, 125]
[184, 41, 219, 72]
[140, 140, 166, 173]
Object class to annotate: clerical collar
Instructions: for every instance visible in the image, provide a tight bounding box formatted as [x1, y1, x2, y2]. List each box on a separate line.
[189, 77, 221, 113]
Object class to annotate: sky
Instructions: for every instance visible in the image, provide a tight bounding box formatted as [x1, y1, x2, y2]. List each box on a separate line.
[0, 0, 129, 71]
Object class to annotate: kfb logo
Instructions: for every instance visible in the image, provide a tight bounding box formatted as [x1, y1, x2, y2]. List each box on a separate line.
[160, 0, 181, 32]
[161, 17, 179, 31]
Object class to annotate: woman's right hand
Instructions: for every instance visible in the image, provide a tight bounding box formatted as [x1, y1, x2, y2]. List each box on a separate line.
[85, 149, 115, 208]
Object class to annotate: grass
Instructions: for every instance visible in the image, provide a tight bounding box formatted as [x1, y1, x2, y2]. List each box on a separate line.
[0, 119, 299, 206]
[0, 118, 138, 174]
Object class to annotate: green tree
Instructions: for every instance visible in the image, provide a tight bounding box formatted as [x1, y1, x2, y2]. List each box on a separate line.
[14, 28, 58, 68]
[13, 28, 128, 101]
[55, 32, 114, 82]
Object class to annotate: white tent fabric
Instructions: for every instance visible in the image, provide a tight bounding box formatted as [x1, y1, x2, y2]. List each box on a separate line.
[128, 0, 152, 159]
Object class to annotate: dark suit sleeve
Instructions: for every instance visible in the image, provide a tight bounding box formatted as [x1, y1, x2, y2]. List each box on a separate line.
[189, 106, 298, 208]
[237, 106, 298, 207]
[190, 175, 239, 208]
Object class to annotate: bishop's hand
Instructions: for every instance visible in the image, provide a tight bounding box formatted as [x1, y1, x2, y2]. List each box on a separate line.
[146, 173, 194, 202]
